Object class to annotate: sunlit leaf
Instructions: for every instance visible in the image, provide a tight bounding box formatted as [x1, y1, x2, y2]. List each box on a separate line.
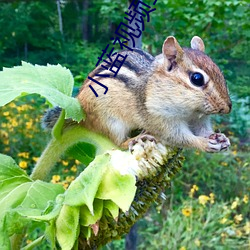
[0, 62, 85, 121]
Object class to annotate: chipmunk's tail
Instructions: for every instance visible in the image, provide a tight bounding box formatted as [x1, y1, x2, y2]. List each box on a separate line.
[41, 106, 62, 130]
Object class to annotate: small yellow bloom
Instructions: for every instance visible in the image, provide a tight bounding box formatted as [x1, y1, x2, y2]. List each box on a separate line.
[209, 193, 215, 204]
[0, 130, 8, 138]
[9, 102, 16, 108]
[26, 121, 33, 129]
[189, 184, 199, 198]
[66, 176, 75, 182]
[179, 247, 186, 250]
[236, 229, 243, 237]
[198, 195, 210, 206]
[75, 159, 81, 165]
[11, 120, 18, 127]
[51, 175, 61, 183]
[19, 161, 28, 169]
[221, 232, 227, 238]
[243, 195, 248, 204]
[3, 111, 9, 116]
[231, 198, 240, 209]
[244, 221, 250, 234]
[70, 165, 77, 172]
[32, 157, 39, 162]
[182, 207, 192, 217]
[194, 238, 201, 247]
[221, 162, 228, 167]
[62, 160, 69, 166]
[220, 217, 228, 224]
[234, 214, 243, 224]
[232, 150, 237, 156]
[18, 152, 29, 159]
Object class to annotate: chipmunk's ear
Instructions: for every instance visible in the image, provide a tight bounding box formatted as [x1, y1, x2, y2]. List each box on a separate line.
[162, 36, 184, 64]
[191, 36, 205, 52]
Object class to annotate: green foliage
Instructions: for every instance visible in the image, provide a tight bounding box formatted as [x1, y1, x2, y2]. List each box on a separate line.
[0, 62, 84, 121]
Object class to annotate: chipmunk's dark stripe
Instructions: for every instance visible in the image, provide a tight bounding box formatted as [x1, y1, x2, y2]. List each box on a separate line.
[115, 74, 132, 86]
[122, 60, 141, 74]
[132, 48, 154, 63]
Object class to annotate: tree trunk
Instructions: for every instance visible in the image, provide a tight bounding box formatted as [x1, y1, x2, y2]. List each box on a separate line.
[125, 224, 137, 250]
[82, 0, 89, 41]
[56, 0, 63, 36]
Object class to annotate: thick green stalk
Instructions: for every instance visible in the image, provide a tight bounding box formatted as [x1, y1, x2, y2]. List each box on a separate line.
[30, 126, 118, 181]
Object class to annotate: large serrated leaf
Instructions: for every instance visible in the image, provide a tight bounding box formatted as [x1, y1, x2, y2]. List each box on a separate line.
[0, 62, 85, 121]
[64, 154, 111, 213]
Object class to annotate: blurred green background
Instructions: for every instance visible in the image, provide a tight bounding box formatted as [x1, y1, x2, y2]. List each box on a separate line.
[0, 0, 249, 249]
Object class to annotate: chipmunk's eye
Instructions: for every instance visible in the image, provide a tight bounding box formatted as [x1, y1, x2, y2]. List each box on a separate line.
[190, 72, 204, 87]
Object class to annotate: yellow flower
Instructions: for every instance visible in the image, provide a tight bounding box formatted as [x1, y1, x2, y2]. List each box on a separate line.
[3, 111, 9, 116]
[220, 217, 228, 224]
[11, 119, 18, 127]
[62, 160, 69, 166]
[194, 238, 201, 247]
[189, 184, 199, 197]
[75, 159, 81, 165]
[51, 175, 61, 183]
[221, 232, 227, 238]
[70, 165, 77, 172]
[244, 221, 250, 234]
[19, 161, 28, 169]
[209, 193, 215, 204]
[232, 150, 237, 156]
[32, 157, 39, 162]
[234, 214, 243, 224]
[236, 229, 242, 237]
[243, 195, 248, 204]
[179, 247, 186, 250]
[182, 207, 192, 217]
[198, 195, 210, 206]
[66, 176, 75, 182]
[26, 121, 33, 129]
[0, 130, 8, 138]
[231, 198, 240, 209]
[221, 162, 228, 167]
[18, 152, 30, 159]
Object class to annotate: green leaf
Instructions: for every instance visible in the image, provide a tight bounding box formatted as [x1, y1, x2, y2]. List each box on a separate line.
[0, 176, 32, 201]
[96, 167, 136, 212]
[0, 62, 85, 122]
[21, 235, 45, 250]
[20, 181, 64, 213]
[0, 154, 30, 181]
[65, 142, 96, 165]
[56, 205, 80, 250]
[52, 109, 65, 139]
[103, 200, 119, 219]
[64, 153, 111, 213]
[79, 199, 103, 227]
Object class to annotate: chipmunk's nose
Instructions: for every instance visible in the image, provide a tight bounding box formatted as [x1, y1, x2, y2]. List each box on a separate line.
[219, 101, 232, 114]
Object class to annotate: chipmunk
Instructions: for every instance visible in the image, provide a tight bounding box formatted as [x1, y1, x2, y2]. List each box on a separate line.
[43, 36, 232, 153]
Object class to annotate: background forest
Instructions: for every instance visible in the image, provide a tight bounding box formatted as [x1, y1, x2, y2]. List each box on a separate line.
[0, 0, 249, 249]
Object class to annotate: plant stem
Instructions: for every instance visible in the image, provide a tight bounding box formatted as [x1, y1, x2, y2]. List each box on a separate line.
[30, 126, 118, 181]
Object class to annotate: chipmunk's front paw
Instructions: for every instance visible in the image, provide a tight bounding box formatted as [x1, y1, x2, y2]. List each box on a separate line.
[128, 134, 156, 152]
[206, 133, 230, 152]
